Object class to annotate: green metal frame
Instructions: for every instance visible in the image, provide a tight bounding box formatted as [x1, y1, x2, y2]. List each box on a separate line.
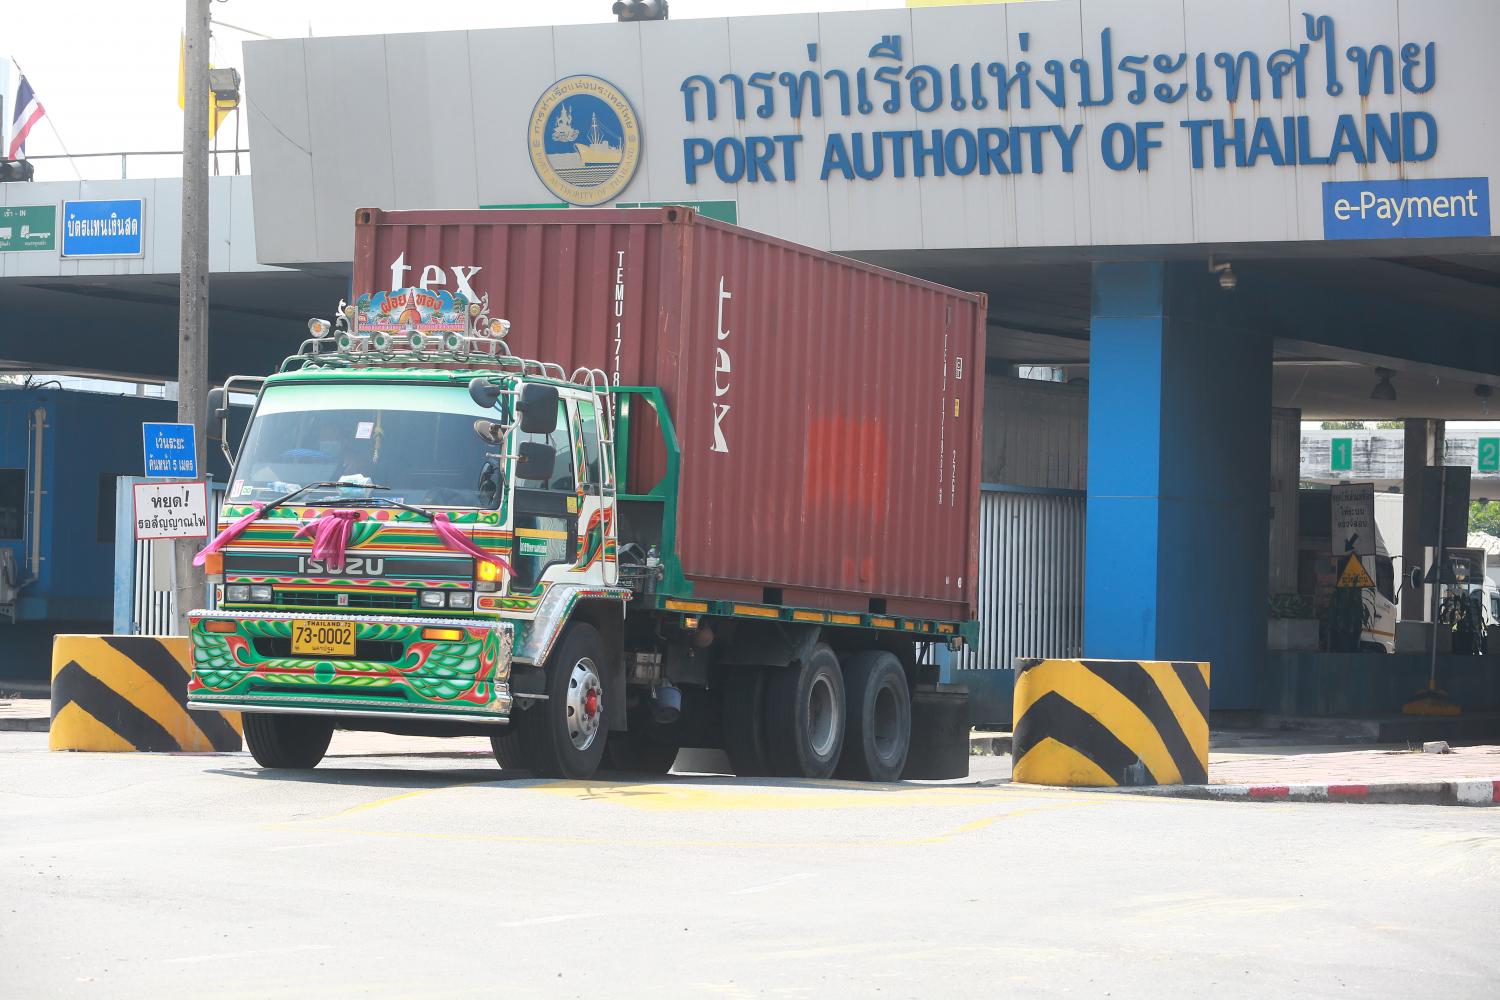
[612, 386, 691, 596]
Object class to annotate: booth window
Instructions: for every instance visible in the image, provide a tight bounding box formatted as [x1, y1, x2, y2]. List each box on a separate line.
[98, 474, 126, 543]
[0, 469, 24, 540]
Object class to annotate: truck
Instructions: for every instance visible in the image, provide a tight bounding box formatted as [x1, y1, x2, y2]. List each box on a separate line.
[186, 207, 985, 781]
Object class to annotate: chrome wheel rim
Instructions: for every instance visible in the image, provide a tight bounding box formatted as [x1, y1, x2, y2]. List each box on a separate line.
[807, 673, 840, 758]
[565, 657, 603, 751]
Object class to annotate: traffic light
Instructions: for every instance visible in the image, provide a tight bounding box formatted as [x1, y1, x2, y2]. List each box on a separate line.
[0, 159, 35, 183]
[614, 0, 668, 21]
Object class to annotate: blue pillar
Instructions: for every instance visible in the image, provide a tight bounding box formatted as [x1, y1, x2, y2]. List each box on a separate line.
[1084, 262, 1271, 710]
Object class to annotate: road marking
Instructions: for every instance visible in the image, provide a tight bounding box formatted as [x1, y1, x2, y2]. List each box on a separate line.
[166, 944, 333, 965]
[729, 872, 815, 895]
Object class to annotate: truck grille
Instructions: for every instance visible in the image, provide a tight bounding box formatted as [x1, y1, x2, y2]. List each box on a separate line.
[279, 590, 415, 610]
[252, 637, 405, 663]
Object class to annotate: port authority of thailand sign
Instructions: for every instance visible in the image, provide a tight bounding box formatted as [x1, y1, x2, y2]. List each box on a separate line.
[0, 205, 56, 252]
[62, 198, 144, 257]
[142, 422, 198, 479]
[1330, 482, 1376, 560]
[528, 76, 642, 206]
[133, 481, 209, 540]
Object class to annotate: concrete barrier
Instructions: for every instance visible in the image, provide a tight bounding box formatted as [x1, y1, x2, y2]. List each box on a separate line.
[1012, 658, 1208, 787]
[50, 635, 242, 752]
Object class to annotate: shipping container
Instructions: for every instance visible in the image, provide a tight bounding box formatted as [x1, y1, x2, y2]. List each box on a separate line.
[351, 207, 986, 622]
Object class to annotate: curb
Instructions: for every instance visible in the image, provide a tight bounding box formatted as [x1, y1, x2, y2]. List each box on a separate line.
[0, 717, 49, 733]
[1105, 777, 1500, 807]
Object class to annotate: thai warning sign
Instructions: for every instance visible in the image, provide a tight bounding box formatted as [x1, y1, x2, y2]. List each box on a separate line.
[133, 481, 209, 540]
[1330, 483, 1376, 560]
[1336, 552, 1376, 590]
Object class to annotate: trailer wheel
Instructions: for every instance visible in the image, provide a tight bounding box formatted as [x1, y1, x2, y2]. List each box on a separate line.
[835, 651, 912, 782]
[243, 713, 333, 769]
[489, 727, 526, 770]
[603, 732, 679, 775]
[765, 643, 846, 779]
[517, 622, 610, 779]
[722, 666, 771, 777]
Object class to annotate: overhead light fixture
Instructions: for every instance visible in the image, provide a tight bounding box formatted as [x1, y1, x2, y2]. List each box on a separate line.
[614, 0, 668, 21]
[1208, 255, 1236, 291]
[1371, 367, 1397, 401]
[1477, 383, 1492, 416]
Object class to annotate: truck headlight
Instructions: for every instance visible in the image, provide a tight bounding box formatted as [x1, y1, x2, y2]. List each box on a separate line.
[420, 591, 447, 609]
[448, 592, 473, 609]
[225, 585, 250, 602]
[249, 585, 274, 602]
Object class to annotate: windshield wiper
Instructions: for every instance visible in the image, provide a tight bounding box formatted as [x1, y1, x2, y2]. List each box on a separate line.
[260, 481, 378, 514]
[308, 491, 437, 520]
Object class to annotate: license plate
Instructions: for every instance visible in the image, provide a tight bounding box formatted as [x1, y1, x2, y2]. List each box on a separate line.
[291, 619, 356, 657]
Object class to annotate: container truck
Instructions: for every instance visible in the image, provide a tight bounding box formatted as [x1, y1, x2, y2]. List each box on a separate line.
[187, 207, 984, 780]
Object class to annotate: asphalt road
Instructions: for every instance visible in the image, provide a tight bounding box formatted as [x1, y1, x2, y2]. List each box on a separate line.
[3, 731, 1498, 999]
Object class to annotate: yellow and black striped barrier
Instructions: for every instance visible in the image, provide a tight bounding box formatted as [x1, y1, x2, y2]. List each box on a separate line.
[1012, 658, 1209, 787]
[50, 636, 242, 753]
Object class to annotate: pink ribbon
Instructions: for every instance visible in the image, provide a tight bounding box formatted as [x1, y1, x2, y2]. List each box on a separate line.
[293, 509, 364, 570]
[433, 513, 513, 577]
[194, 504, 266, 566]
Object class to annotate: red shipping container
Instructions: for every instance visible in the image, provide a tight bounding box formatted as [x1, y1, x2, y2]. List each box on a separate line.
[352, 207, 985, 622]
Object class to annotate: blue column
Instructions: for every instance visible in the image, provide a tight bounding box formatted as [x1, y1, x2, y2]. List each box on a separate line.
[1084, 262, 1271, 709]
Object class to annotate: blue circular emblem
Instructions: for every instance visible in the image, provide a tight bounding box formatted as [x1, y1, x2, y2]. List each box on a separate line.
[528, 76, 642, 206]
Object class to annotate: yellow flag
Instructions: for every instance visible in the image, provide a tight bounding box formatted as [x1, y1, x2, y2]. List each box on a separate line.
[179, 32, 234, 140]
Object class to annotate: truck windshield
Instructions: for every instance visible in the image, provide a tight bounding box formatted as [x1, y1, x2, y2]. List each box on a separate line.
[230, 382, 500, 508]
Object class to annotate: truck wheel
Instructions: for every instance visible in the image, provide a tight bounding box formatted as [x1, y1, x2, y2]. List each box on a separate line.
[603, 732, 679, 775]
[517, 622, 610, 779]
[722, 666, 771, 777]
[835, 651, 912, 782]
[765, 643, 846, 779]
[489, 728, 526, 770]
[243, 713, 333, 769]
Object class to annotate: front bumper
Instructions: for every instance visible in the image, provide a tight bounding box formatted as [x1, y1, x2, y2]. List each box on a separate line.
[186, 609, 513, 722]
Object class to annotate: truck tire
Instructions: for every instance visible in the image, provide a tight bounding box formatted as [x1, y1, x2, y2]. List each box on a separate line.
[489, 728, 526, 770]
[517, 622, 610, 779]
[765, 643, 846, 779]
[603, 732, 679, 775]
[243, 713, 333, 769]
[835, 651, 912, 782]
[722, 665, 771, 777]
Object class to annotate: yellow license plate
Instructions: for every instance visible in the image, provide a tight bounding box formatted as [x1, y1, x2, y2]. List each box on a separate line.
[290, 619, 356, 657]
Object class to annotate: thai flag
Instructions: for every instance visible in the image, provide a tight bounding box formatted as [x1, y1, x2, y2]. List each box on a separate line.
[9, 75, 45, 159]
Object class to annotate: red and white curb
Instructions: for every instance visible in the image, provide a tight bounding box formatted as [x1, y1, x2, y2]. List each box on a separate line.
[1106, 778, 1500, 806]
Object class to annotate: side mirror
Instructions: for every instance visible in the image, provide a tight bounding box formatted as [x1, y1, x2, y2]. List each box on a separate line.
[1408, 566, 1425, 592]
[517, 383, 559, 436]
[515, 442, 555, 482]
[468, 378, 504, 409]
[473, 419, 505, 445]
[206, 387, 228, 443]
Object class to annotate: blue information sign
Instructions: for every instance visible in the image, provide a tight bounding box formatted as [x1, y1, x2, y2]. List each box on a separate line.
[62, 198, 145, 257]
[143, 422, 198, 479]
[1322, 178, 1491, 241]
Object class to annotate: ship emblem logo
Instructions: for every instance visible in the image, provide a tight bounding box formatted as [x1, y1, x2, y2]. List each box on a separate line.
[528, 76, 642, 206]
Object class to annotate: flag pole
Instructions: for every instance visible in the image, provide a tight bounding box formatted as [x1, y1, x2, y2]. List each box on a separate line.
[9, 58, 83, 180]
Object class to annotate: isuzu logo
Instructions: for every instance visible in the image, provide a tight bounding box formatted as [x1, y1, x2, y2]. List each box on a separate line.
[299, 556, 386, 577]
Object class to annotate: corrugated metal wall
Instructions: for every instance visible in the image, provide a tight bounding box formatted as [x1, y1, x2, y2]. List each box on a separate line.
[953, 376, 1089, 726]
[951, 490, 1086, 724]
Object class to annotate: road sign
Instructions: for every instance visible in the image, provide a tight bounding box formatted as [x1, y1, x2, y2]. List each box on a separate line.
[1479, 438, 1500, 473]
[133, 481, 209, 540]
[143, 422, 198, 478]
[1330, 437, 1353, 472]
[1336, 552, 1375, 589]
[0, 205, 57, 252]
[1330, 483, 1376, 559]
[62, 198, 145, 257]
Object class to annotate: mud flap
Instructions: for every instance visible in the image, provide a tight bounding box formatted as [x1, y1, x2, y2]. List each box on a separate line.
[901, 683, 971, 780]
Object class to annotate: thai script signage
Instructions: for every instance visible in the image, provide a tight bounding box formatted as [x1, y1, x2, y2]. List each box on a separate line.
[353, 288, 468, 334]
[134, 481, 209, 540]
[677, 14, 1439, 185]
[1322, 177, 1490, 240]
[143, 421, 198, 479]
[62, 198, 144, 257]
[0, 205, 56, 252]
